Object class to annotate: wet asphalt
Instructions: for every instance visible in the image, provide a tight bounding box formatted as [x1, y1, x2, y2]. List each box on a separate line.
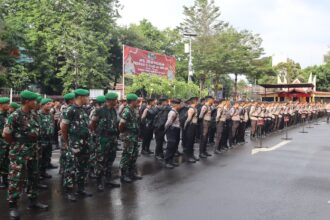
[1, 120, 330, 220]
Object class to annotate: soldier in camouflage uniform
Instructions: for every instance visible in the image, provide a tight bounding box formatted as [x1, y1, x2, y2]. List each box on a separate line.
[88, 96, 106, 179]
[119, 93, 142, 183]
[0, 97, 10, 189]
[38, 98, 55, 179]
[61, 89, 92, 202]
[90, 92, 120, 191]
[59, 93, 75, 176]
[3, 90, 48, 220]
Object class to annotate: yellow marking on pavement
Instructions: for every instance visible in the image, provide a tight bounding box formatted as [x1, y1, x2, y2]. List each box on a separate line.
[251, 140, 291, 155]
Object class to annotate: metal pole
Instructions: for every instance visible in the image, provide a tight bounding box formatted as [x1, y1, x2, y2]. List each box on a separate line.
[300, 117, 308, 133]
[188, 37, 192, 82]
[10, 88, 13, 103]
[122, 44, 125, 98]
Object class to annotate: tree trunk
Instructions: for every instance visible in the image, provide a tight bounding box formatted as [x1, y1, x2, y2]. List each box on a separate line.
[199, 77, 205, 98]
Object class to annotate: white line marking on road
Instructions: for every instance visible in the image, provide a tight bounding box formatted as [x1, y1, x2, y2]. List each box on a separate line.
[251, 140, 291, 155]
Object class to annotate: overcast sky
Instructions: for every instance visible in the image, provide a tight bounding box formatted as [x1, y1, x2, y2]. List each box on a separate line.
[118, 0, 330, 68]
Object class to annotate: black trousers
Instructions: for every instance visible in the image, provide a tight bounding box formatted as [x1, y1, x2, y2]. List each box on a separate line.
[183, 123, 197, 156]
[165, 127, 181, 163]
[208, 122, 216, 143]
[154, 127, 165, 157]
[221, 121, 230, 148]
[237, 121, 246, 143]
[141, 126, 154, 151]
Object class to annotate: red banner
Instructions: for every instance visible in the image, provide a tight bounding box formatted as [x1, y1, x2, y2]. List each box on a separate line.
[123, 45, 176, 80]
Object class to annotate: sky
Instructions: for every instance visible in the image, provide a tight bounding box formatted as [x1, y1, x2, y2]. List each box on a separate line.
[118, 0, 330, 68]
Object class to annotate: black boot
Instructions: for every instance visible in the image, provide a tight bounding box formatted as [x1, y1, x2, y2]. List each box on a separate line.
[9, 202, 19, 220]
[47, 163, 58, 169]
[97, 178, 104, 192]
[130, 170, 143, 180]
[40, 172, 52, 179]
[105, 176, 121, 188]
[199, 153, 208, 159]
[65, 189, 77, 202]
[0, 175, 8, 189]
[187, 156, 196, 163]
[120, 169, 133, 183]
[28, 198, 48, 210]
[37, 183, 48, 190]
[205, 151, 212, 157]
[77, 185, 93, 197]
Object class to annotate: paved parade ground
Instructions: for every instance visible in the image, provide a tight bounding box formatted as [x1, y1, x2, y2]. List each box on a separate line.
[1, 121, 330, 220]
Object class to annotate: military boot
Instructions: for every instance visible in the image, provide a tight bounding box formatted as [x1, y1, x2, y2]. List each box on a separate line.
[77, 185, 93, 197]
[0, 175, 8, 189]
[28, 198, 48, 210]
[97, 177, 104, 191]
[120, 169, 133, 183]
[105, 176, 120, 188]
[130, 169, 143, 181]
[9, 202, 19, 220]
[65, 189, 77, 202]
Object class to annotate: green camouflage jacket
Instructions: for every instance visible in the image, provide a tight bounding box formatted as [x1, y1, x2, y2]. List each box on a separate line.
[92, 106, 118, 137]
[120, 105, 139, 135]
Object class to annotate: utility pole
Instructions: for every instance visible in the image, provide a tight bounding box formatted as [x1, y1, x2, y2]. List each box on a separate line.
[184, 33, 197, 83]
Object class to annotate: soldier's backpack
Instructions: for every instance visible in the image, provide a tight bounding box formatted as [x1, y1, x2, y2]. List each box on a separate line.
[152, 105, 171, 129]
[179, 106, 189, 128]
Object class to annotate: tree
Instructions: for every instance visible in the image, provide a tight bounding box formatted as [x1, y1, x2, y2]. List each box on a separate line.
[1, 0, 120, 94]
[302, 65, 330, 92]
[180, 0, 228, 92]
[246, 56, 276, 84]
[126, 73, 205, 99]
[273, 59, 303, 84]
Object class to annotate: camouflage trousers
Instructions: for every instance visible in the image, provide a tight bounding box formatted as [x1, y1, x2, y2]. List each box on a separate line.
[120, 134, 139, 173]
[59, 135, 66, 175]
[39, 141, 52, 174]
[0, 145, 9, 177]
[95, 136, 117, 179]
[63, 144, 89, 190]
[88, 134, 97, 173]
[7, 143, 39, 203]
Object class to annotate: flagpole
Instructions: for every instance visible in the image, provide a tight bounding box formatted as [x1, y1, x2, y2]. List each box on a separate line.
[122, 44, 125, 98]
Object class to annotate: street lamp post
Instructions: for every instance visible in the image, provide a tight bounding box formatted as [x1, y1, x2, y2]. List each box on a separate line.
[72, 50, 78, 89]
[184, 33, 197, 83]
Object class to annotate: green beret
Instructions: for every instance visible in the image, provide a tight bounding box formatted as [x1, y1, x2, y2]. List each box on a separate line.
[126, 93, 138, 101]
[20, 90, 38, 100]
[0, 97, 10, 104]
[37, 96, 42, 103]
[95, 95, 106, 104]
[74, 89, 89, 96]
[41, 98, 53, 105]
[64, 92, 75, 101]
[105, 92, 118, 100]
[10, 102, 20, 109]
